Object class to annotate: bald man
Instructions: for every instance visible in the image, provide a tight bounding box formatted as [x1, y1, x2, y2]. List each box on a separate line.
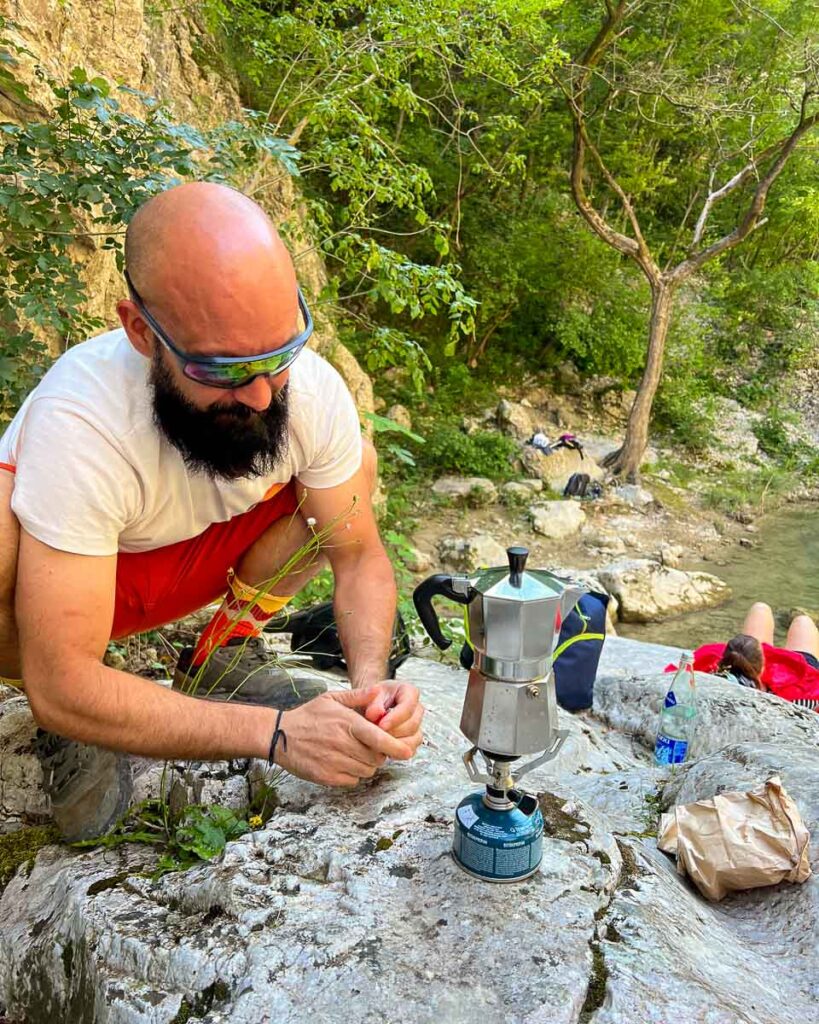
[0, 182, 423, 841]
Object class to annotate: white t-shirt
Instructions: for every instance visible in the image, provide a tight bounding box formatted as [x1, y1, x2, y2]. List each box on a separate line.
[0, 329, 362, 556]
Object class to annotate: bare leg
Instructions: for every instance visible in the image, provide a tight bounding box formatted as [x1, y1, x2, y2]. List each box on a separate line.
[0, 469, 20, 679]
[236, 438, 378, 593]
[740, 602, 775, 646]
[785, 614, 819, 658]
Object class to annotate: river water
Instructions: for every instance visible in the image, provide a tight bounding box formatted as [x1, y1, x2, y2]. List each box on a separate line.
[616, 504, 819, 652]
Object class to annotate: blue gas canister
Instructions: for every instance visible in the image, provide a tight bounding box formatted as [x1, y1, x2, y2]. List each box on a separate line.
[453, 790, 544, 882]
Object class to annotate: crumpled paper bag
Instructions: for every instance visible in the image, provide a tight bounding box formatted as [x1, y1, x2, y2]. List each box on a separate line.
[657, 776, 812, 902]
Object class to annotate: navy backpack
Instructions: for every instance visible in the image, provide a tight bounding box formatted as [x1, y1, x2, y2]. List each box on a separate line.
[552, 591, 609, 710]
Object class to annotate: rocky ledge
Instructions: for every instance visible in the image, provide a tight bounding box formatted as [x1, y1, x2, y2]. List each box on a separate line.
[1, 639, 817, 1024]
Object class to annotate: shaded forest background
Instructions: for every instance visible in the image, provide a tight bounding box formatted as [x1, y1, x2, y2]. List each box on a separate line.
[1, 0, 817, 481]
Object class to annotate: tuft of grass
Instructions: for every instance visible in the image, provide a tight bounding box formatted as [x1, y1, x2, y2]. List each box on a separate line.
[700, 465, 797, 515]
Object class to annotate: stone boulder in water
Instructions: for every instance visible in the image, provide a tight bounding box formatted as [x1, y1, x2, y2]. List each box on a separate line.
[596, 558, 731, 622]
[1, 639, 817, 1024]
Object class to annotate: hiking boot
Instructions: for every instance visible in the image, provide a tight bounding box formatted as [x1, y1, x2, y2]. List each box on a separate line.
[173, 635, 328, 709]
[34, 729, 133, 843]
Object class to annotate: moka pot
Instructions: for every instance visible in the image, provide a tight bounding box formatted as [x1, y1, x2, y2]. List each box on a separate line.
[413, 546, 586, 881]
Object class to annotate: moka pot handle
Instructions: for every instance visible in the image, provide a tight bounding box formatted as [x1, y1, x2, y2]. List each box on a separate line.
[412, 574, 471, 650]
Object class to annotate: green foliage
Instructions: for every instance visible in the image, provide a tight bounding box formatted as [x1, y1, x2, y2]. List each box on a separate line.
[203, 0, 566, 376]
[653, 381, 718, 454]
[171, 804, 249, 866]
[415, 425, 518, 480]
[753, 412, 819, 474]
[0, 18, 299, 422]
[290, 569, 335, 611]
[701, 465, 798, 515]
[364, 410, 425, 468]
[74, 798, 252, 878]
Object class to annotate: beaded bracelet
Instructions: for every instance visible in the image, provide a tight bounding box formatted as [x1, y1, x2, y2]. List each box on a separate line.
[267, 708, 288, 767]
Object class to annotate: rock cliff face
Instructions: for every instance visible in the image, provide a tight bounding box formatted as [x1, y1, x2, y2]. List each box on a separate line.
[1, 638, 817, 1023]
[0, 0, 373, 418]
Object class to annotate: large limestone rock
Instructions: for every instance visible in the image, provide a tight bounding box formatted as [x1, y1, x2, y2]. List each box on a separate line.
[521, 446, 605, 493]
[2, 640, 819, 1024]
[501, 479, 543, 501]
[432, 476, 498, 506]
[596, 558, 731, 623]
[530, 500, 586, 540]
[0, 694, 50, 832]
[580, 526, 627, 557]
[496, 398, 537, 439]
[437, 533, 507, 571]
[612, 484, 654, 509]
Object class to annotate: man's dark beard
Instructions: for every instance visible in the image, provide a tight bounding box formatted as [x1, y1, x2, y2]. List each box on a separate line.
[150, 350, 290, 480]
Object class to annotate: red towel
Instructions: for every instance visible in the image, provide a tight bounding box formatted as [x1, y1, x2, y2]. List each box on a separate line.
[666, 642, 819, 707]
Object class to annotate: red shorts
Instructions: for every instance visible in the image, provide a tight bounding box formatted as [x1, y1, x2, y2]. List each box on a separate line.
[112, 482, 298, 638]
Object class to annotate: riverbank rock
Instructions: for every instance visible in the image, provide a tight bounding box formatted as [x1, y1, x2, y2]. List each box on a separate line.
[501, 479, 543, 502]
[581, 527, 627, 557]
[520, 447, 605, 493]
[437, 533, 507, 571]
[431, 476, 497, 506]
[496, 398, 537, 439]
[403, 545, 433, 574]
[596, 559, 731, 622]
[656, 542, 685, 568]
[385, 404, 413, 430]
[0, 695, 50, 833]
[3, 640, 819, 1024]
[530, 500, 587, 540]
[613, 484, 654, 509]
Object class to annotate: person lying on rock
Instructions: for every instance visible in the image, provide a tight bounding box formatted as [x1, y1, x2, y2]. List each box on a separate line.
[0, 182, 424, 841]
[691, 601, 819, 710]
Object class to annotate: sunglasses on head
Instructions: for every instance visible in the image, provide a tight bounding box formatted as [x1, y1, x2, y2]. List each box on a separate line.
[124, 269, 313, 389]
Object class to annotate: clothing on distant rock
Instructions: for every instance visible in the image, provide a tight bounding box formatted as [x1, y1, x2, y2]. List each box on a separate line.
[553, 433, 585, 458]
[528, 432, 552, 454]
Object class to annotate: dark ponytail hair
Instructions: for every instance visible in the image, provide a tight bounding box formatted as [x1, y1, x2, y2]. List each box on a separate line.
[718, 633, 764, 685]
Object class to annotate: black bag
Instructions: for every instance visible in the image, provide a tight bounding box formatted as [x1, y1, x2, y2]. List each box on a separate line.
[564, 472, 591, 497]
[553, 591, 609, 710]
[265, 602, 411, 678]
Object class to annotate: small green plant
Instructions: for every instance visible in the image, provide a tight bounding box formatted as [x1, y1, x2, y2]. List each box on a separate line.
[364, 411, 425, 469]
[75, 798, 252, 878]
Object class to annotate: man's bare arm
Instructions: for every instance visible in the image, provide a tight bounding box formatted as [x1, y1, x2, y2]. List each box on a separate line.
[17, 530, 278, 759]
[300, 468, 424, 748]
[16, 529, 412, 781]
[300, 465, 397, 689]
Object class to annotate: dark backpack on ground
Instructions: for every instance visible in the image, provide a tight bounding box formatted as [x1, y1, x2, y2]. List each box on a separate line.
[564, 473, 603, 500]
[564, 472, 591, 497]
[265, 602, 412, 678]
[458, 591, 608, 711]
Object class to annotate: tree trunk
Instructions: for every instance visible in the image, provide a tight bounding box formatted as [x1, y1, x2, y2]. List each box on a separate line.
[603, 283, 675, 481]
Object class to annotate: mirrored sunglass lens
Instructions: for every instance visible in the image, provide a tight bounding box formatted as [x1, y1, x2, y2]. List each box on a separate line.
[183, 345, 305, 387]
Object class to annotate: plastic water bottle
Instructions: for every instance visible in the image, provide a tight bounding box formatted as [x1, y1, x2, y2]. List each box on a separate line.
[655, 654, 697, 765]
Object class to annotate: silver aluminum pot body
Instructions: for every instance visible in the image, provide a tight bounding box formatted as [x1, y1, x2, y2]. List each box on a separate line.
[460, 668, 560, 756]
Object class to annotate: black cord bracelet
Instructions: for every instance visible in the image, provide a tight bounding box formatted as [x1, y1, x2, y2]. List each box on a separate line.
[267, 708, 288, 767]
